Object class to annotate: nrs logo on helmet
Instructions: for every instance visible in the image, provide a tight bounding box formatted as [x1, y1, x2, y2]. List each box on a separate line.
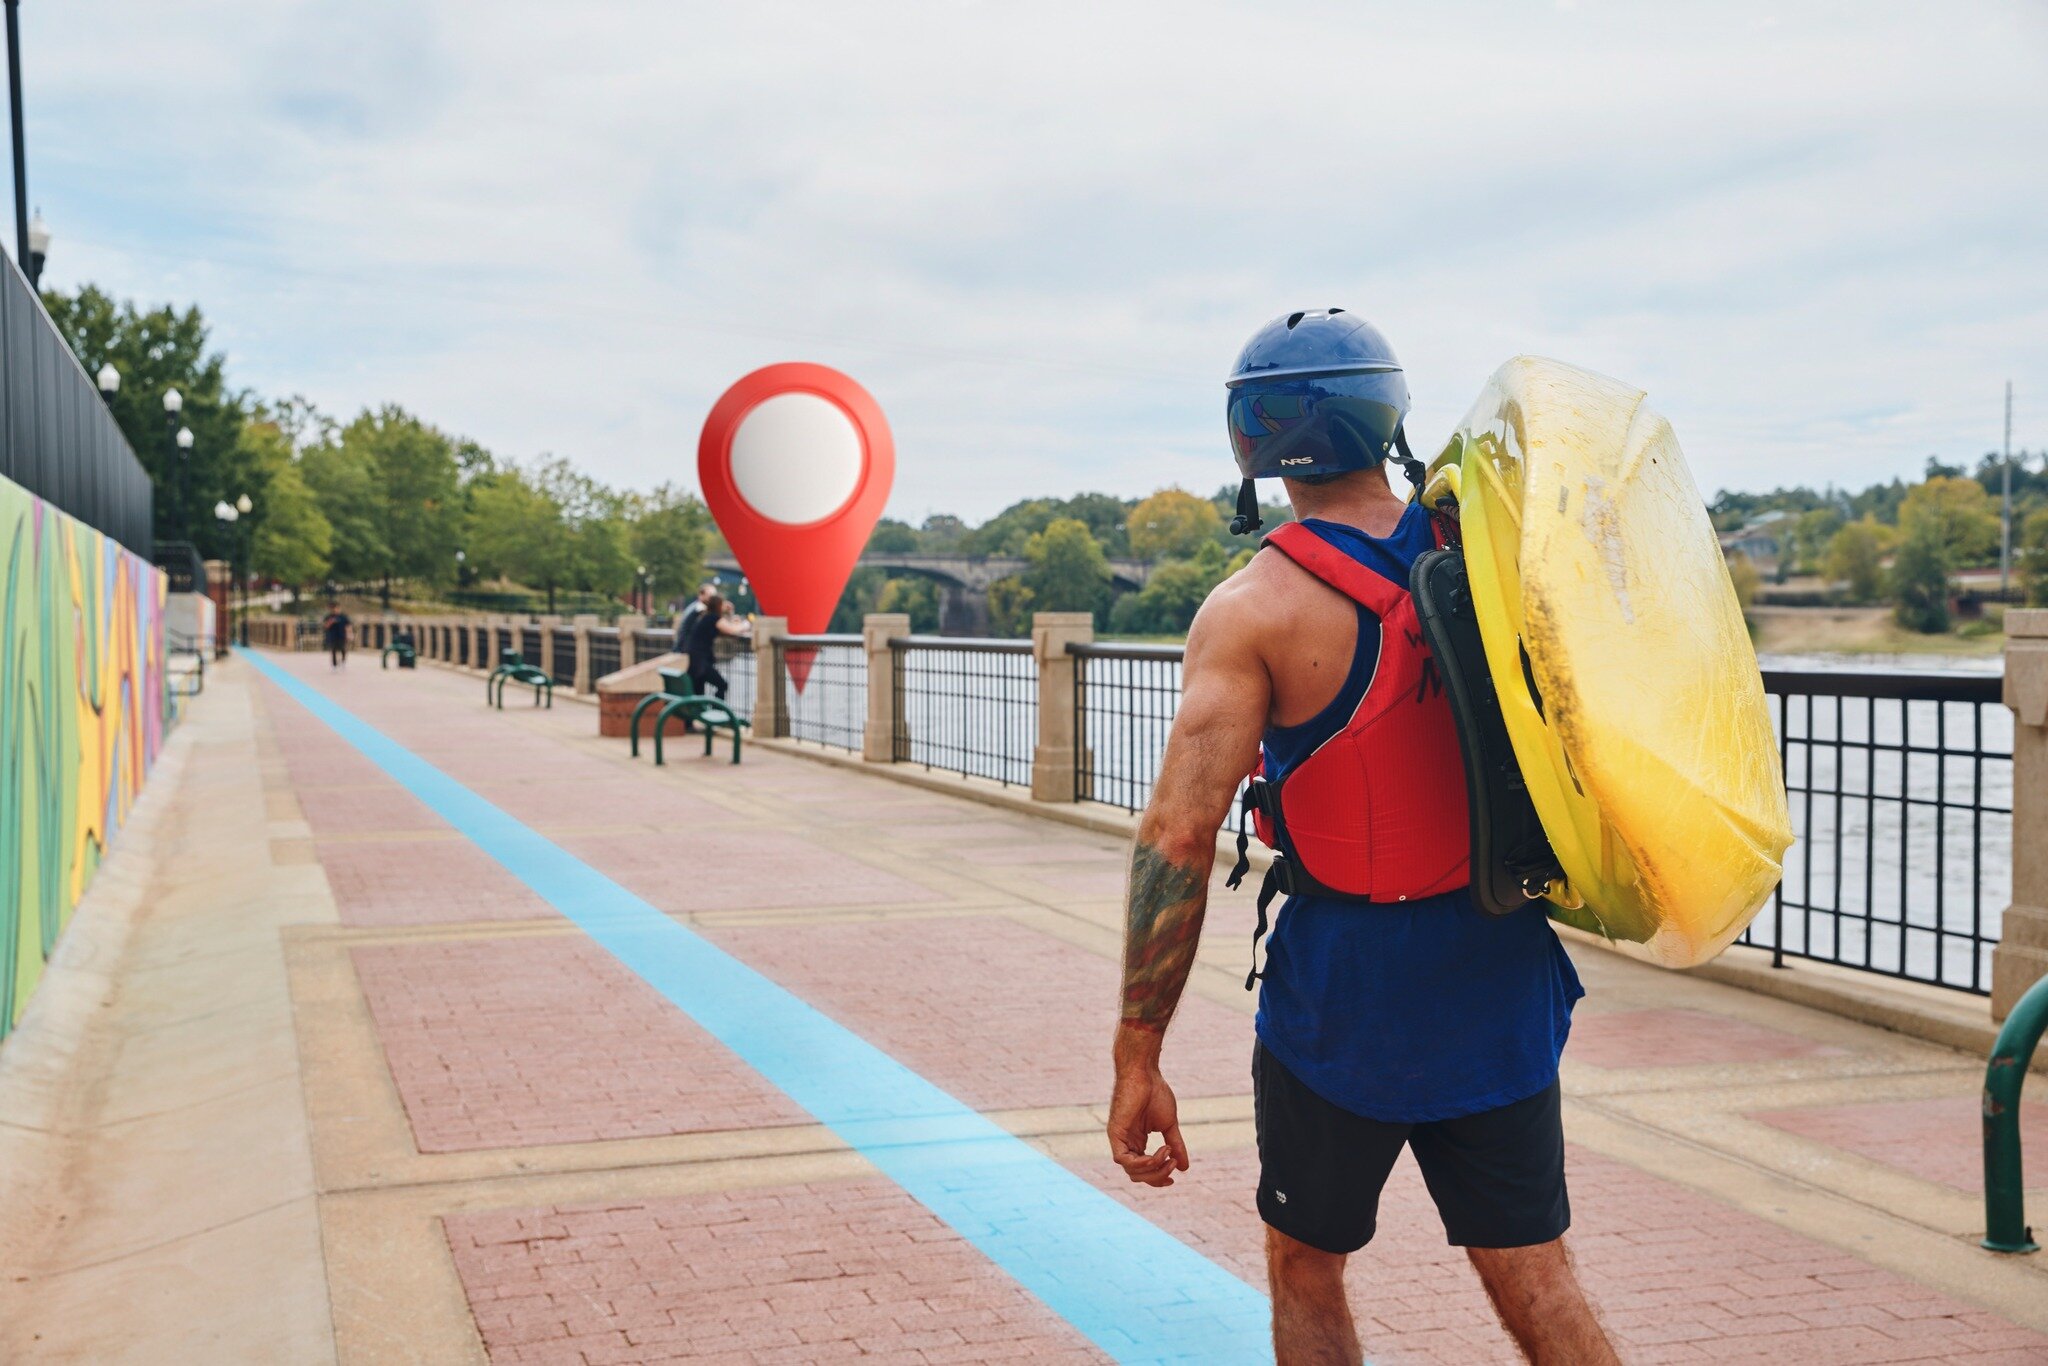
[1224, 308, 1414, 534]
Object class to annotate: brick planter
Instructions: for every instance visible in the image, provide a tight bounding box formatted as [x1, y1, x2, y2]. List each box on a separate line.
[598, 692, 693, 739]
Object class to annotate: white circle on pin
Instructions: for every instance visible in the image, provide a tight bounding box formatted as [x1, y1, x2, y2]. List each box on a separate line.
[728, 391, 865, 526]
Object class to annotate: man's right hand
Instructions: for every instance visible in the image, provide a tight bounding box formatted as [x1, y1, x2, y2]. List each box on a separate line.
[1107, 1060, 1190, 1188]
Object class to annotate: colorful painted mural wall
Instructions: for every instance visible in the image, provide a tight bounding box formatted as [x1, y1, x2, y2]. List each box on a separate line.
[0, 471, 166, 1040]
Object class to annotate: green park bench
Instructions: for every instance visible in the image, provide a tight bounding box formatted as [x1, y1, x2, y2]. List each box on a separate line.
[381, 638, 418, 670]
[629, 668, 747, 765]
[487, 648, 553, 709]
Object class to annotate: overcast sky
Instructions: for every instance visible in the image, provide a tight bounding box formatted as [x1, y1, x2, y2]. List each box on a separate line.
[25, 1, 2048, 523]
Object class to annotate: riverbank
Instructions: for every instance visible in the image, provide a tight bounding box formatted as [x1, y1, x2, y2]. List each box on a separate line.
[1749, 604, 2005, 660]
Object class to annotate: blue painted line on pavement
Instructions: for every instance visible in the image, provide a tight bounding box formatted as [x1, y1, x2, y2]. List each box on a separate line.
[241, 650, 1274, 1365]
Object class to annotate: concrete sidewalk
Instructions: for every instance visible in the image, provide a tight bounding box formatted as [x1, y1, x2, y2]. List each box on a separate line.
[3, 650, 2045, 1364]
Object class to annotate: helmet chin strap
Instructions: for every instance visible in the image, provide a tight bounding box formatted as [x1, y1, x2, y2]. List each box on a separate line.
[1229, 478, 1263, 536]
[1394, 426, 1427, 497]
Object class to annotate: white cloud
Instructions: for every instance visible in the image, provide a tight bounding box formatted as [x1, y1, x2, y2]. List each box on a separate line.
[25, 0, 2048, 520]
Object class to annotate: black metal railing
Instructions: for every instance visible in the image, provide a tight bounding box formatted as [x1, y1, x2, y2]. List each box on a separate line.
[549, 627, 577, 686]
[0, 255, 154, 555]
[720, 640, 756, 722]
[457, 626, 472, 667]
[1070, 642, 1184, 812]
[153, 540, 204, 594]
[519, 626, 542, 669]
[775, 635, 865, 749]
[892, 637, 1036, 786]
[589, 628, 621, 682]
[635, 629, 675, 661]
[1744, 670, 2010, 994]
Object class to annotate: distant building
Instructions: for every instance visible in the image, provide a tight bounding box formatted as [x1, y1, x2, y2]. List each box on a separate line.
[1718, 509, 1792, 575]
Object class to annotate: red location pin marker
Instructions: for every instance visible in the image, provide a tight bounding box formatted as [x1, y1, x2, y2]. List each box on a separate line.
[698, 363, 894, 691]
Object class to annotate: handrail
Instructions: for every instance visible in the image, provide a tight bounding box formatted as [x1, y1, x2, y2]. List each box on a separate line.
[1983, 973, 2048, 1253]
[887, 635, 1031, 654]
[1069, 641, 1185, 662]
[1761, 669, 2002, 702]
[780, 633, 862, 647]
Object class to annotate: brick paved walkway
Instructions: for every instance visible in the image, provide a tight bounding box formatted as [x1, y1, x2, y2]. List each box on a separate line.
[245, 653, 2048, 1364]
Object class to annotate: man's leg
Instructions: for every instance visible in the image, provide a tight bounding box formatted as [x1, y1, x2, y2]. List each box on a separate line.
[1466, 1240, 1617, 1365]
[1266, 1227, 1359, 1366]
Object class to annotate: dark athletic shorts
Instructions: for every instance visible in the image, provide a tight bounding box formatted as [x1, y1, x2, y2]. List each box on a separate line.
[1253, 1041, 1569, 1253]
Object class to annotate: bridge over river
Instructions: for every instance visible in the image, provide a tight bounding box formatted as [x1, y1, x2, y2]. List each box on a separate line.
[709, 551, 1153, 633]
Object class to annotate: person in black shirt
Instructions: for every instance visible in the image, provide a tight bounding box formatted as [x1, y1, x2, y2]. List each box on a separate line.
[684, 595, 750, 700]
[321, 608, 352, 668]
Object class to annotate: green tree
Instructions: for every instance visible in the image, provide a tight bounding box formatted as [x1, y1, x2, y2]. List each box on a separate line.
[466, 465, 571, 607]
[628, 484, 712, 603]
[300, 440, 389, 589]
[828, 566, 887, 632]
[241, 420, 331, 593]
[876, 576, 942, 632]
[1022, 517, 1111, 620]
[43, 284, 249, 556]
[1890, 521, 1952, 633]
[1898, 476, 2000, 568]
[2019, 507, 2048, 607]
[1128, 488, 1222, 562]
[868, 519, 922, 553]
[986, 575, 1035, 636]
[339, 406, 463, 600]
[1109, 542, 1231, 635]
[1789, 507, 1844, 574]
[1823, 520, 1887, 604]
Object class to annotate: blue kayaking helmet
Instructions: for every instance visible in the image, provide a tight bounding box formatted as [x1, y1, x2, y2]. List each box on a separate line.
[1224, 308, 1415, 534]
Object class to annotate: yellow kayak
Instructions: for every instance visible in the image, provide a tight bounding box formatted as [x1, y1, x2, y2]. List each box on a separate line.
[1424, 356, 1791, 968]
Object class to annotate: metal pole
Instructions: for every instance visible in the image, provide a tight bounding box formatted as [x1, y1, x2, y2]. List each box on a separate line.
[4, 0, 25, 283]
[2002, 379, 2014, 598]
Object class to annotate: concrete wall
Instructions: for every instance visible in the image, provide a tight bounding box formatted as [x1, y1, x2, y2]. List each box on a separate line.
[0, 472, 167, 1040]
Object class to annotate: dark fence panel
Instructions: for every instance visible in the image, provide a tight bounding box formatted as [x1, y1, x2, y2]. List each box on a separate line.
[588, 628, 621, 682]
[719, 640, 756, 722]
[1071, 643, 1184, 812]
[1742, 670, 2010, 994]
[519, 626, 542, 669]
[0, 255, 153, 554]
[892, 637, 1035, 786]
[549, 628, 577, 686]
[1063, 641, 2010, 995]
[778, 635, 864, 749]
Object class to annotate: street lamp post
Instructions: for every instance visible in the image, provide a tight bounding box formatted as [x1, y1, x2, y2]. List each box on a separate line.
[163, 387, 186, 537]
[25, 204, 44, 283]
[96, 362, 119, 405]
[636, 564, 649, 615]
[4, 0, 28, 288]
[214, 500, 238, 656]
[236, 492, 253, 646]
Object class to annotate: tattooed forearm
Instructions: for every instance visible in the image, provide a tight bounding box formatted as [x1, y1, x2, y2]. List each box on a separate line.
[1120, 840, 1211, 1032]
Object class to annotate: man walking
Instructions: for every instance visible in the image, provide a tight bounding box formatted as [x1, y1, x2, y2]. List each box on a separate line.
[1108, 310, 1613, 1364]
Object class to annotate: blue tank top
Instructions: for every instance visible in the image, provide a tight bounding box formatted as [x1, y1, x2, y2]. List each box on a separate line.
[1252, 507, 1584, 1123]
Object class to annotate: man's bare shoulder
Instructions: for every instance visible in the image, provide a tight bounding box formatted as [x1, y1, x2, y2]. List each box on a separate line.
[1188, 546, 1317, 656]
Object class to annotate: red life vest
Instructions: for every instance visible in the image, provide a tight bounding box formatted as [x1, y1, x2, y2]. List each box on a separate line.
[1236, 520, 1471, 909]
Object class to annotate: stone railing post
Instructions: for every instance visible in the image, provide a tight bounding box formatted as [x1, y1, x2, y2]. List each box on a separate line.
[754, 615, 790, 738]
[616, 614, 648, 667]
[1030, 611, 1093, 802]
[862, 614, 910, 762]
[1995, 609, 2048, 1020]
[537, 614, 563, 678]
[571, 613, 598, 693]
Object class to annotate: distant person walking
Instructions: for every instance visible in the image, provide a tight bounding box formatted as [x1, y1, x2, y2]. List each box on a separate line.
[684, 596, 750, 701]
[321, 608, 352, 669]
[673, 582, 717, 655]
